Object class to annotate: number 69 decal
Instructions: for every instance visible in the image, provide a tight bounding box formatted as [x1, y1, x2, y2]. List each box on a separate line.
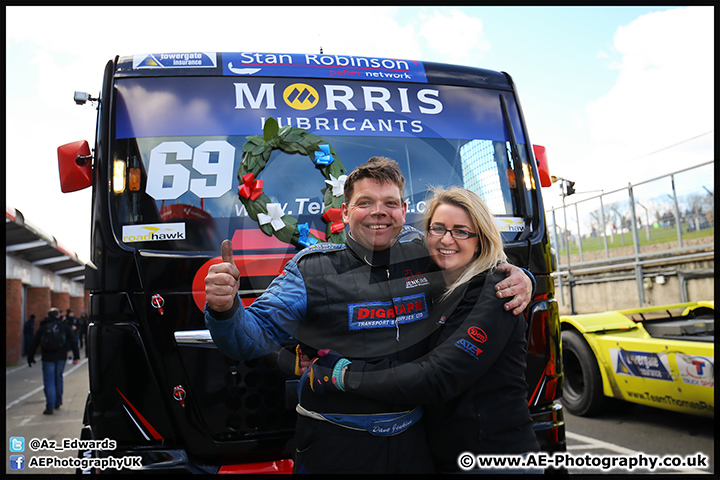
[146, 140, 235, 200]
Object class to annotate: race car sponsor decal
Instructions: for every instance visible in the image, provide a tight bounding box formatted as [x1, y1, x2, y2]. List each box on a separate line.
[133, 52, 217, 69]
[625, 390, 714, 414]
[348, 293, 428, 330]
[115, 76, 527, 144]
[122, 223, 186, 243]
[610, 349, 672, 381]
[675, 354, 714, 388]
[495, 217, 525, 232]
[222, 52, 428, 83]
[467, 326, 487, 343]
[455, 338, 482, 360]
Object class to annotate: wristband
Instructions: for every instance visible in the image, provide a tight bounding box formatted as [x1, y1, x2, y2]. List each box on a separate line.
[333, 358, 352, 391]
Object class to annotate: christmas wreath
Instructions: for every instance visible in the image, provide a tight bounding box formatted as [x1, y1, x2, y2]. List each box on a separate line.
[237, 117, 348, 248]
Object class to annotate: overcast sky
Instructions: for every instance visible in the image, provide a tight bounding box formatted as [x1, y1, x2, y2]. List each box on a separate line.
[6, 6, 714, 263]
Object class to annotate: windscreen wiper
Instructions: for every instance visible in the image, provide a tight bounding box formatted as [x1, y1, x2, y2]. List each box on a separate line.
[499, 94, 532, 241]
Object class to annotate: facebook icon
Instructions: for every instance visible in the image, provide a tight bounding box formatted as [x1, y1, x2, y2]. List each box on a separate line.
[9, 454, 25, 470]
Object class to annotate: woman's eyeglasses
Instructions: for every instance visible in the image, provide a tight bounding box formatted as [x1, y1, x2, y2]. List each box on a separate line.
[427, 226, 478, 240]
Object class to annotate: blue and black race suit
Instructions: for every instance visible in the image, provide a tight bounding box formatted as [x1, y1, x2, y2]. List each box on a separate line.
[205, 226, 445, 474]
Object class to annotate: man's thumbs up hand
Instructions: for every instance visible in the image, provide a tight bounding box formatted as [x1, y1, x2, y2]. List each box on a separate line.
[206, 239, 241, 312]
[221, 239, 235, 265]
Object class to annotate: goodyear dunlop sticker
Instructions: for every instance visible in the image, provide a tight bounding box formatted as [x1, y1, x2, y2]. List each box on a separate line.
[123, 223, 186, 243]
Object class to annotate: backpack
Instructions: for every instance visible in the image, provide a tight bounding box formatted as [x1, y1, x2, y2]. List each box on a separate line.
[41, 320, 66, 351]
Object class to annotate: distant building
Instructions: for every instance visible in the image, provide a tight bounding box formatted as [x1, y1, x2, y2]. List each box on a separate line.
[6, 206, 88, 365]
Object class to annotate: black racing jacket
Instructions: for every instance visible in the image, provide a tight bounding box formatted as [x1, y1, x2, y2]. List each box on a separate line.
[345, 270, 540, 468]
[297, 232, 445, 415]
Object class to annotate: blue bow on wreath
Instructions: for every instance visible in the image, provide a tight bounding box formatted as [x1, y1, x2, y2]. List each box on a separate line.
[297, 222, 319, 248]
[314, 144, 334, 166]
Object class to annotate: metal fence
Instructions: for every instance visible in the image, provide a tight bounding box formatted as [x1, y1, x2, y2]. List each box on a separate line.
[546, 160, 714, 311]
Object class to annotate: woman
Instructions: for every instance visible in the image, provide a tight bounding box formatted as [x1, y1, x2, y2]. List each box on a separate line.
[308, 187, 540, 473]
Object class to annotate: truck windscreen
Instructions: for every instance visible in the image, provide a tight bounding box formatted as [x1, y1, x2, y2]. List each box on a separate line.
[110, 76, 531, 254]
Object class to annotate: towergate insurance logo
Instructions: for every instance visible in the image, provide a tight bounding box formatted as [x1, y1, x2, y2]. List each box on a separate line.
[223, 52, 428, 83]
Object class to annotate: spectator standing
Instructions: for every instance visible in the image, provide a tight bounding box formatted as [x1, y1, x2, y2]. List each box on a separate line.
[79, 310, 89, 354]
[64, 309, 80, 363]
[23, 314, 36, 356]
[27, 308, 80, 414]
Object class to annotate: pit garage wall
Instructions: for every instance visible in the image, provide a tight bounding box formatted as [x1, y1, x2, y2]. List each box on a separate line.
[556, 258, 714, 315]
[6, 255, 88, 365]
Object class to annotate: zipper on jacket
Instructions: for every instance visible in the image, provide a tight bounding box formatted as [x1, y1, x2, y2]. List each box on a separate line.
[387, 267, 401, 341]
[363, 256, 400, 342]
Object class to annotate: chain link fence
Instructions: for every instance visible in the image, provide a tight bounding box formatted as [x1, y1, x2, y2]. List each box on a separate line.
[546, 160, 714, 310]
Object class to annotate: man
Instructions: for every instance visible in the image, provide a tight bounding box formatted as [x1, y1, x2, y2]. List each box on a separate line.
[23, 314, 35, 357]
[64, 308, 80, 362]
[205, 157, 532, 473]
[79, 310, 89, 355]
[27, 307, 80, 414]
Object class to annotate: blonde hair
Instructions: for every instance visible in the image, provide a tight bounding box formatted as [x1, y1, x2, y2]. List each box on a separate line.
[424, 187, 507, 299]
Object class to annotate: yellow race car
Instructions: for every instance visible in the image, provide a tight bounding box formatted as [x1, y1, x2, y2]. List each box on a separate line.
[560, 301, 714, 417]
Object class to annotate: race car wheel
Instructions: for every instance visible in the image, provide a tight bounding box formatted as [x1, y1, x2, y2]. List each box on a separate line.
[561, 330, 605, 416]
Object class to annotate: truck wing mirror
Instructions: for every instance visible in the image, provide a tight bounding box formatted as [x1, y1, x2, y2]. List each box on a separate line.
[58, 140, 93, 192]
[532, 144, 553, 188]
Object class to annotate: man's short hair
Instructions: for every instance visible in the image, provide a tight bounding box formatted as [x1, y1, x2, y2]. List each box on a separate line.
[48, 307, 60, 318]
[343, 156, 406, 204]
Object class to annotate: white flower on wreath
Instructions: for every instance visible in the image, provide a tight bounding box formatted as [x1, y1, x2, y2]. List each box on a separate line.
[258, 203, 286, 231]
[325, 174, 347, 197]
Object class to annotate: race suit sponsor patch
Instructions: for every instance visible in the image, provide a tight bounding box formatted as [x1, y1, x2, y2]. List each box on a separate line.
[348, 293, 428, 330]
[455, 338, 482, 359]
[468, 326, 487, 343]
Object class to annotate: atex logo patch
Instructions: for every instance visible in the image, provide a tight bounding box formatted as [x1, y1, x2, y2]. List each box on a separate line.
[348, 293, 428, 330]
[122, 223, 186, 243]
[283, 83, 319, 110]
[455, 338, 482, 359]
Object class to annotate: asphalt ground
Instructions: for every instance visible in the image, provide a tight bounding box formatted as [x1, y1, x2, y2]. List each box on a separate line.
[6, 348, 89, 475]
[7, 346, 713, 475]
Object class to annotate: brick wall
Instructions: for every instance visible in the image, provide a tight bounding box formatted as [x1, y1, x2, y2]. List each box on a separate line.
[51, 292, 71, 314]
[27, 287, 51, 324]
[70, 296, 85, 315]
[6, 279, 23, 365]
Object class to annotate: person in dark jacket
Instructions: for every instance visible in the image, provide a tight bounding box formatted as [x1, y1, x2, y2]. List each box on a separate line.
[23, 314, 35, 356]
[64, 308, 80, 361]
[27, 307, 80, 414]
[308, 187, 541, 473]
[205, 158, 534, 474]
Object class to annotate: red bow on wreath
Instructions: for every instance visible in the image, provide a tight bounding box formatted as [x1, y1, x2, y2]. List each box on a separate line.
[238, 173, 264, 201]
[322, 208, 346, 234]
